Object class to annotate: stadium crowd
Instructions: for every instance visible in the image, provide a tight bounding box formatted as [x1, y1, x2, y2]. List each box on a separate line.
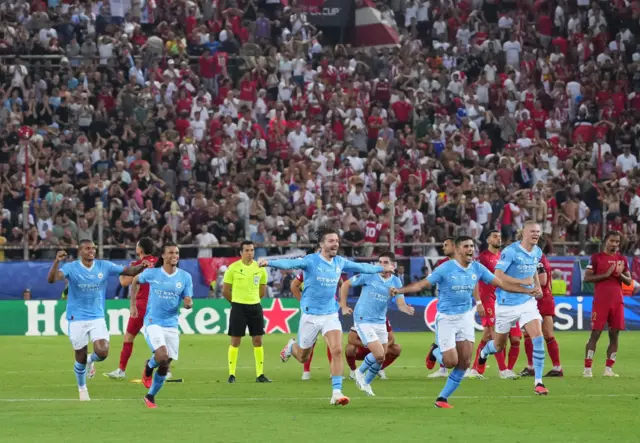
[0, 0, 640, 263]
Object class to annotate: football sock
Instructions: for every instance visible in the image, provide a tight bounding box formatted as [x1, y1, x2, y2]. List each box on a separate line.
[326, 345, 332, 363]
[364, 361, 381, 384]
[148, 372, 166, 396]
[254, 346, 264, 377]
[495, 349, 507, 371]
[585, 349, 594, 368]
[74, 361, 87, 388]
[438, 367, 465, 400]
[433, 347, 444, 366]
[532, 336, 545, 383]
[606, 352, 616, 369]
[508, 342, 520, 370]
[331, 375, 342, 392]
[480, 340, 497, 359]
[473, 340, 487, 370]
[228, 346, 239, 376]
[359, 353, 377, 374]
[88, 352, 104, 364]
[346, 353, 357, 371]
[382, 353, 398, 369]
[525, 336, 533, 367]
[303, 346, 314, 372]
[119, 342, 133, 371]
[546, 337, 561, 368]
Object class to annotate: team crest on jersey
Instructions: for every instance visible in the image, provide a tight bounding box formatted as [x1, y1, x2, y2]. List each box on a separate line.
[471, 274, 477, 281]
[97, 273, 103, 279]
[176, 282, 182, 289]
[253, 275, 260, 285]
[336, 266, 341, 273]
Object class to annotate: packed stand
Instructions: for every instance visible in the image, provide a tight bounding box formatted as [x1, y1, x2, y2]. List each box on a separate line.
[0, 0, 640, 264]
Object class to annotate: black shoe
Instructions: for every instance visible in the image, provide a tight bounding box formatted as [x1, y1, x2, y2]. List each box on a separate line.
[545, 369, 564, 377]
[256, 374, 272, 383]
[228, 375, 236, 384]
[519, 367, 535, 377]
[144, 359, 153, 378]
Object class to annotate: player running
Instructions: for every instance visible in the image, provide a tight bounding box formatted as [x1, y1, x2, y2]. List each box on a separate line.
[339, 251, 414, 396]
[520, 248, 563, 377]
[476, 221, 550, 395]
[428, 237, 455, 379]
[258, 227, 394, 406]
[391, 236, 536, 408]
[345, 319, 401, 380]
[291, 271, 334, 380]
[133, 242, 194, 408]
[104, 238, 166, 380]
[46, 240, 150, 401]
[582, 231, 631, 377]
[470, 230, 522, 379]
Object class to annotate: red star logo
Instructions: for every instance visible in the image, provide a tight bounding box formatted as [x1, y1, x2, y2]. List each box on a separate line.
[263, 299, 299, 334]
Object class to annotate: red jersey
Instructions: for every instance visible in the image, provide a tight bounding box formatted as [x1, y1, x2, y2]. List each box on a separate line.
[588, 252, 628, 303]
[478, 249, 500, 300]
[130, 256, 159, 303]
[536, 254, 553, 299]
[363, 222, 382, 243]
[435, 257, 450, 268]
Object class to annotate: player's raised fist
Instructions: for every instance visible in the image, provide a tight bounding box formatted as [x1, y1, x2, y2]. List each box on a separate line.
[257, 258, 269, 267]
[55, 250, 67, 262]
[389, 287, 399, 296]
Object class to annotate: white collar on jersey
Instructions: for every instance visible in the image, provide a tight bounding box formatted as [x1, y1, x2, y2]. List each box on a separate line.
[79, 260, 95, 272]
[161, 267, 179, 278]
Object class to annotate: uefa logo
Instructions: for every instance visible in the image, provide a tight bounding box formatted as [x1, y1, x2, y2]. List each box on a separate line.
[423, 299, 438, 331]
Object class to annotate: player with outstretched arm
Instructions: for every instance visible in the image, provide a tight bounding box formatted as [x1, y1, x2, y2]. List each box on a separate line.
[339, 251, 414, 397]
[258, 227, 394, 406]
[46, 240, 151, 401]
[131, 242, 194, 409]
[390, 236, 539, 408]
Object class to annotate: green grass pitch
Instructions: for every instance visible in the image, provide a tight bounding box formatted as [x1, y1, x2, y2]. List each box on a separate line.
[2, 332, 639, 443]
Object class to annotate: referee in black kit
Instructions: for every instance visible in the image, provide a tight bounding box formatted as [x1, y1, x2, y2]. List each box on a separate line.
[222, 241, 271, 383]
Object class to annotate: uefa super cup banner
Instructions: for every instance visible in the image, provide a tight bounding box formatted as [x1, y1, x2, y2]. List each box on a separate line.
[4, 296, 640, 336]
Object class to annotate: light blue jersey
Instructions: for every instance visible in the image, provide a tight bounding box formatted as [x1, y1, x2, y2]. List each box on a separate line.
[351, 273, 403, 324]
[60, 260, 124, 321]
[139, 268, 194, 328]
[495, 242, 541, 306]
[268, 253, 383, 315]
[426, 260, 495, 315]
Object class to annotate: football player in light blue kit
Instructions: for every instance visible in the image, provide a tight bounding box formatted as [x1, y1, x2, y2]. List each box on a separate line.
[339, 251, 414, 397]
[477, 221, 550, 395]
[392, 236, 538, 408]
[131, 242, 193, 409]
[47, 240, 150, 401]
[258, 227, 394, 406]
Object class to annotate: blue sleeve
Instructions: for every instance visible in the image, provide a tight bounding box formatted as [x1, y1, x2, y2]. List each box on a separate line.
[349, 274, 368, 287]
[342, 259, 384, 274]
[268, 256, 309, 270]
[182, 273, 194, 299]
[138, 269, 152, 284]
[60, 263, 73, 279]
[495, 247, 514, 273]
[107, 261, 125, 276]
[426, 264, 445, 286]
[477, 263, 497, 285]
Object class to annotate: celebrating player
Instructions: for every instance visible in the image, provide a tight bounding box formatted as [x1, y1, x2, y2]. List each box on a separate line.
[222, 241, 270, 383]
[104, 238, 161, 380]
[134, 242, 194, 408]
[583, 231, 631, 377]
[391, 236, 536, 408]
[345, 319, 401, 380]
[339, 252, 413, 396]
[46, 240, 150, 401]
[291, 271, 334, 381]
[470, 230, 522, 379]
[258, 227, 393, 406]
[476, 221, 550, 395]
[520, 249, 563, 377]
[428, 237, 455, 379]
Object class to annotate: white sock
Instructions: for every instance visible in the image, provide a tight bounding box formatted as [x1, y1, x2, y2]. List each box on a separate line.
[332, 389, 342, 395]
[535, 378, 543, 385]
[553, 366, 562, 371]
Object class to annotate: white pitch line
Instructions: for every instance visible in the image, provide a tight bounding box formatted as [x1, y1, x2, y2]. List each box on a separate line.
[0, 393, 638, 402]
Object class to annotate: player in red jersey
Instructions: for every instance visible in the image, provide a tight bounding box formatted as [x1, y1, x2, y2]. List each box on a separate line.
[582, 231, 631, 377]
[291, 271, 335, 380]
[470, 230, 522, 379]
[520, 248, 563, 377]
[428, 237, 455, 379]
[345, 318, 401, 380]
[103, 238, 167, 380]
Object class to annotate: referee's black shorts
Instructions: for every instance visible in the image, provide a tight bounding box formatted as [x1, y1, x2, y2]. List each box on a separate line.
[228, 302, 265, 337]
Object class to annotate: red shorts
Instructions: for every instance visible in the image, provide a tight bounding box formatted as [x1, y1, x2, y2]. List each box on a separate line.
[126, 300, 147, 335]
[591, 299, 625, 331]
[355, 345, 370, 360]
[537, 296, 556, 317]
[480, 296, 496, 327]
